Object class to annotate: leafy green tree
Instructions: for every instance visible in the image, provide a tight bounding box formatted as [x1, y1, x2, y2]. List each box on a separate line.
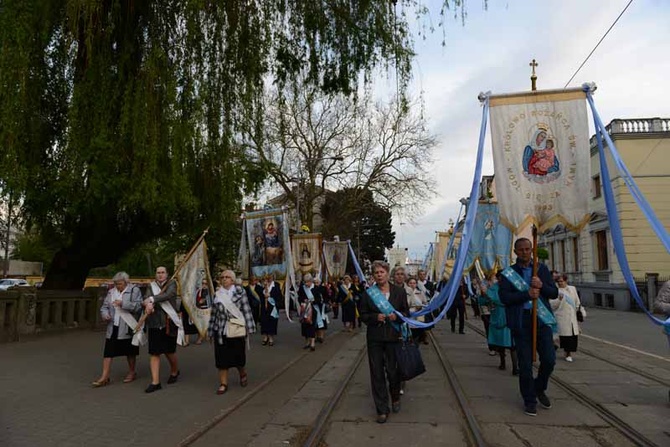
[0, 1, 467, 288]
[321, 188, 395, 268]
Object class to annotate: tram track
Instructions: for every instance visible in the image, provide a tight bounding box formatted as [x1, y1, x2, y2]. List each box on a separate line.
[301, 332, 488, 447]
[465, 321, 661, 447]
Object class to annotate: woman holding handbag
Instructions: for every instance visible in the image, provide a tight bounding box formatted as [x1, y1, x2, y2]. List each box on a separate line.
[359, 260, 409, 424]
[208, 270, 256, 395]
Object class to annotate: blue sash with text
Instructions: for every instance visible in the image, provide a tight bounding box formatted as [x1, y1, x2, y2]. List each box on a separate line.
[500, 267, 557, 333]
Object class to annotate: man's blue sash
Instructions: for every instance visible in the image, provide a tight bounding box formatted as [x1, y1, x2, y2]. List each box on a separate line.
[303, 285, 314, 301]
[367, 285, 409, 340]
[501, 266, 557, 332]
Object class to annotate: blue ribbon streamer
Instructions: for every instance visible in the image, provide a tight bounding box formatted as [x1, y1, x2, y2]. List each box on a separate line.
[348, 241, 367, 282]
[394, 95, 490, 329]
[584, 85, 667, 331]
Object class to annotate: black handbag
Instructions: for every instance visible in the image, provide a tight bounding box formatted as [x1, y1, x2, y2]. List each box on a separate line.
[576, 306, 584, 322]
[395, 339, 426, 381]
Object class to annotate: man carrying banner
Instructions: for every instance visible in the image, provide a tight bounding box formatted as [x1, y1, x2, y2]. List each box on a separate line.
[143, 266, 182, 393]
[499, 238, 558, 416]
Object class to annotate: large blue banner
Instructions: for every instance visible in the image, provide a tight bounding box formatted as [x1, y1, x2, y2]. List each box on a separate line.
[464, 203, 512, 276]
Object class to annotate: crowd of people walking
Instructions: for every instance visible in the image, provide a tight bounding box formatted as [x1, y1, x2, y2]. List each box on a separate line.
[92, 251, 586, 420]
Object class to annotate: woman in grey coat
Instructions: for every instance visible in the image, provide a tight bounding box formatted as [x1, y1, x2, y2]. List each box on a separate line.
[92, 272, 143, 387]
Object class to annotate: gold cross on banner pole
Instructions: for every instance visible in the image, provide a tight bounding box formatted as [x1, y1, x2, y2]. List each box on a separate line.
[530, 58, 538, 91]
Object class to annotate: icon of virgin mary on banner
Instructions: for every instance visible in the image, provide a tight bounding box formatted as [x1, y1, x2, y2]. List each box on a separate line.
[489, 88, 591, 233]
[291, 233, 322, 275]
[242, 208, 289, 279]
[464, 203, 513, 276]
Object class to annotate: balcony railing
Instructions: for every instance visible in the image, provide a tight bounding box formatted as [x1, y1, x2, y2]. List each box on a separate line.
[590, 117, 670, 147]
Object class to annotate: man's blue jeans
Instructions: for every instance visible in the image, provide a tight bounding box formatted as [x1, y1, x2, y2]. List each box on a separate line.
[512, 311, 556, 406]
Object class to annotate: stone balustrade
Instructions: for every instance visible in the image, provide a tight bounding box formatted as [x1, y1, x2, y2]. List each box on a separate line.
[0, 287, 104, 342]
[589, 117, 670, 147]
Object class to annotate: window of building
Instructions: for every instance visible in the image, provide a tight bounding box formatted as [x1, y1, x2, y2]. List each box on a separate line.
[594, 293, 603, 307]
[605, 294, 614, 308]
[559, 239, 566, 272]
[595, 230, 609, 271]
[592, 175, 602, 199]
[572, 237, 580, 272]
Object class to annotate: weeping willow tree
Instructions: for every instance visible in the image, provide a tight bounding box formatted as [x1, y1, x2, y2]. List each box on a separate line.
[0, 1, 468, 288]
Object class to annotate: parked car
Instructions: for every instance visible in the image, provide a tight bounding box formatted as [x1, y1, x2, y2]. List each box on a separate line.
[0, 278, 30, 290]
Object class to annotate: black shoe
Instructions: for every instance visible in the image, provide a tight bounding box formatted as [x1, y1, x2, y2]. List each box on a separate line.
[524, 404, 537, 416]
[167, 371, 180, 384]
[392, 401, 401, 413]
[512, 368, 519, 376]
[303, 344, 311, 349]
[537, 392, 552, 409]
[498, 363, 506, 371]
[310, 346, 315, 352]
[316, 338, 324, 344]
[458, 331, 465, 334]
[451, 327, 455, 333]
[145, 383, 162, 393]
[376, 413, 388, 424]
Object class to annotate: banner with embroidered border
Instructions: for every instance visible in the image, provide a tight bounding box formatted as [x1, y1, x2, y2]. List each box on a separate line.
[322, 241, 348, 279]
[291, 233, 322, 277]
[489, 89, 591, 234]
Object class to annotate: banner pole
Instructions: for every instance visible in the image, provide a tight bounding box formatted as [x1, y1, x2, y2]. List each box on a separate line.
[135, 228, 209, 332]
[531, 225, 539, 363]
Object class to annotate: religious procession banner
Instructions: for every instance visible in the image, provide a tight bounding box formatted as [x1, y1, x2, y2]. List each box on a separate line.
[435, 231, 454, 280]
[322, 241, 348, 279]
[241, 208, 290, 279]
[175, 236, 213, 337]
[464, 203, 513, 276]
[291, 233, 322, 276]
[489, 89, 591, 233]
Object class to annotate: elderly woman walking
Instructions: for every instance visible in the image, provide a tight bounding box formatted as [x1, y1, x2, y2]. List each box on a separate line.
[208, 270, 256, 395]
[551, 274, 582, 362]
[92, 272, 143, 387]
[359, 260, 409, 424]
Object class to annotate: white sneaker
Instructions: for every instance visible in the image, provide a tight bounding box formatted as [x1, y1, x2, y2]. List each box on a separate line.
[400, 389, 404, 395]
[565, 356, 573, 362]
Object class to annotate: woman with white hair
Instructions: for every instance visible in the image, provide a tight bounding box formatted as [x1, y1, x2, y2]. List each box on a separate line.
[298, 273, 322, 351]
[92, 272, 143, 387]
[208, 270, 256, 395]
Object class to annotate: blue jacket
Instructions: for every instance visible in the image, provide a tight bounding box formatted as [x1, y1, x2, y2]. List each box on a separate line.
[498, 262, 558, 331]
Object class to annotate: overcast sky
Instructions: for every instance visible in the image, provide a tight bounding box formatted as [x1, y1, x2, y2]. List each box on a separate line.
[380, 0, 670, 260]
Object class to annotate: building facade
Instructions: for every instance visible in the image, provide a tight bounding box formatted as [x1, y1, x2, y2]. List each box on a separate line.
[540, 118, 670, 310]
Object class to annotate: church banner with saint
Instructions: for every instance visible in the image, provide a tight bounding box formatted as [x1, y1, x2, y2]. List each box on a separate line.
[243, 208, 290, 279]
[464, 203, 513, 276]
[322, 241, 348, 279]
[489, 89, 591, 233]
[291, 233, 322, 276]
[176, 238, 213, 337]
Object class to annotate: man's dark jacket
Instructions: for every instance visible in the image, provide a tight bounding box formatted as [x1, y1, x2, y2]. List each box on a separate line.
[498, 262, 558, 331]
